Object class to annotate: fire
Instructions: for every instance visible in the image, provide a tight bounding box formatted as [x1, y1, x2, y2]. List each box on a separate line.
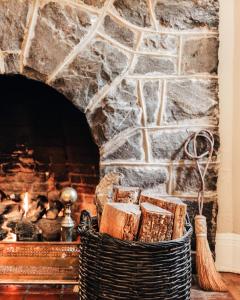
[23, 192, 29, 217]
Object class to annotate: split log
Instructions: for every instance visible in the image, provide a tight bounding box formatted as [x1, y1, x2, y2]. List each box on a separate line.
[140, 194, 187, 239]
[95, 172, 123, 223]
[113, 186, 140, 204]
[100, 203, 141, 241]
[139, 202, 173, 242]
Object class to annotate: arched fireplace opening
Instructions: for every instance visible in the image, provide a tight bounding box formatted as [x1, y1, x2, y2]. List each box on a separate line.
[0, 75, 100, 242]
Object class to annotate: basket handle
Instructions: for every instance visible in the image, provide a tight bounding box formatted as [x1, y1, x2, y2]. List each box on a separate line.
[78, 210, 92, 235]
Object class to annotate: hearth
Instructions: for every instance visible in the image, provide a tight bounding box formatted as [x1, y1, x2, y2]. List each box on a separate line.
[0, 75, 100, 283]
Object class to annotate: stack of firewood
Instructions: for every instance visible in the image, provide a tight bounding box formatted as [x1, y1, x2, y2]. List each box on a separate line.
[97, 184, 187, 243]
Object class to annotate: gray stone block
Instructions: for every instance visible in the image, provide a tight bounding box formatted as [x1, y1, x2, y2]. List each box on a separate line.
[155, 0, 219, 30]
[182, 37, 219, 74]
[103, 15, 136, 48]
[101, 131, 144, 161]
[142, 81, 161, 125]
[173, 165, 218, 194]
[87, 79, 142, 146]
[0, 0, 29, 51]
[164, 79, 219, 124]
[113, 0, 151, 27]
[52, 40, 129, 111]
[25, 2, 96, 79]
[184, 198, 218, 251]
[140, 33, 179, 54]
[133, 55, 177, 75]
[101, 165, 169, 190]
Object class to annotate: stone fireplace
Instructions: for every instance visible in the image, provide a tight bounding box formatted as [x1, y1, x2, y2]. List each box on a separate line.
[0, 0, 219, 280]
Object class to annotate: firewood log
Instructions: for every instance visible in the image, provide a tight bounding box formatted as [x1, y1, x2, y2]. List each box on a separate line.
[113, 186, 140, 204]
[140, 194, 187, 239]
[95, 172, 123, 224]
[139, 202, 173, 242]
[100, 203, 141, 241]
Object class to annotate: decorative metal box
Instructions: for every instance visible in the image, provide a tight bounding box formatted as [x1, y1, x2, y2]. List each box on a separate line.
[0, 242, 80, 284]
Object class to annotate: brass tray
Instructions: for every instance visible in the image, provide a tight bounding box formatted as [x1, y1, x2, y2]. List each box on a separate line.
[0, 242, 80, 284]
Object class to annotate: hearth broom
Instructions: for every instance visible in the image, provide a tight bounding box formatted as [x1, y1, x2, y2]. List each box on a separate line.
[185, 130, 227, 292]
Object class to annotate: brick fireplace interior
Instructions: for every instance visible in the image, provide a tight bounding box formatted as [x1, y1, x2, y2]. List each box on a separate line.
[0, 75, 99, 242]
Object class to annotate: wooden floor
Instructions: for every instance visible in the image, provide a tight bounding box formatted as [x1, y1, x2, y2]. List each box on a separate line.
[0, 273, 239, 299]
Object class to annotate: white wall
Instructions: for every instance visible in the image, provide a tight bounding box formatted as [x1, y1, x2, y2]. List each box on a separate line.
[216, 0, 240, 273]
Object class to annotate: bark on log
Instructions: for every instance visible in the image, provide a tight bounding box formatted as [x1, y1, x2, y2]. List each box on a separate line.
[95, 172, 124, 222]
[100, 203, 141, 241]
[140, 194, 187, 239]
[113, 186, 140, 204]
[139, 202, 173, 242]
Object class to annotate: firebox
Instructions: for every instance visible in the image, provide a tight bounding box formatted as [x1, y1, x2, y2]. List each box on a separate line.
[0, 75, 100, 283]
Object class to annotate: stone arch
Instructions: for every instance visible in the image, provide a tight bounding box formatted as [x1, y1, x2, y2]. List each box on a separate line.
[0, 0, 220, 249]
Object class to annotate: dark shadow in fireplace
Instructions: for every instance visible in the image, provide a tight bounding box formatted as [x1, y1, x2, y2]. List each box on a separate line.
[0, 74, 99, 242]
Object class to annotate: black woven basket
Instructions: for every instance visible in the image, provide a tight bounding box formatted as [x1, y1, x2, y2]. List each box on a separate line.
[78, 212, 192, 300]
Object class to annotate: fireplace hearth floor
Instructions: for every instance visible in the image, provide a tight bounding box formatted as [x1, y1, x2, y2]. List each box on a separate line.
[0, 284, 234, 300]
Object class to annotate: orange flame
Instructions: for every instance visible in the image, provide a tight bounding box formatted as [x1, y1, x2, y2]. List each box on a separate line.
[23, 192, 29, 217]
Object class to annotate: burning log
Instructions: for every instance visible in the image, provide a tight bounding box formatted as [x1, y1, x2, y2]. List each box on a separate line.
[138, 202, 173, 242]
[100, 203, 141, 241]
[26, 195, 48, 223]
[46, 200, 63, 220]
[140, 194, 187, 239]
[113, 186, 140, 204]
[37, 218, 62, 241]
[16, 220, 39, 241]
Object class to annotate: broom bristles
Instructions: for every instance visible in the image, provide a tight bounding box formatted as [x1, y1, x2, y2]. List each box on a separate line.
[195, 215, 227, 292]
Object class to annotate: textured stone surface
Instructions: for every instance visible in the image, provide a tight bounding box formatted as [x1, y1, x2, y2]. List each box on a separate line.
[102, 131, 144, 161]
[164, 79, 219, 124]
[133, 55, 177, 75]
[0, 0, 29, 51]
[101, 166, 168, 191]
[103, 15, 136, 48]
[113, 0, 151, 27]
[87, 79, 141, 146]
[174, 165, 218, 194]
[149, 129, 219, 161]
[52, 40, 129, 111]
[149, 130, 189, 161]
[184, 198, 218, 251]
[140, 33, 179, 54]
[25, 2, 96, 79]
[142, 80, 161, 125]
[155, 0, 219, 30]
[82, 0, 106, 7]
[4, 53, 20, 74]
[182, 37, 219, 75]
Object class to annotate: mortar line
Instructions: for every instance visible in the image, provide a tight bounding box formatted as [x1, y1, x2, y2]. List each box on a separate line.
[155, 80, 163, 125]
[167, 163, 174, 194]
[0, 52, 5, 74]
[157, 80, 167, 126]
[100, 161, 219, 167]
[177, 35, 183, 75]
[65, 0, 102, 14]
[126, 74, 219, 79]
[20, 0, 40, 73]
[47, 0, 113, 84]
[147, 0, 159, 31]
[2, 50, 21, 54]
[157, 79, 167, 126]
[108, 11, 219, 36]
[138, 81, 151, 163]
[97, 31, 178, 57]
